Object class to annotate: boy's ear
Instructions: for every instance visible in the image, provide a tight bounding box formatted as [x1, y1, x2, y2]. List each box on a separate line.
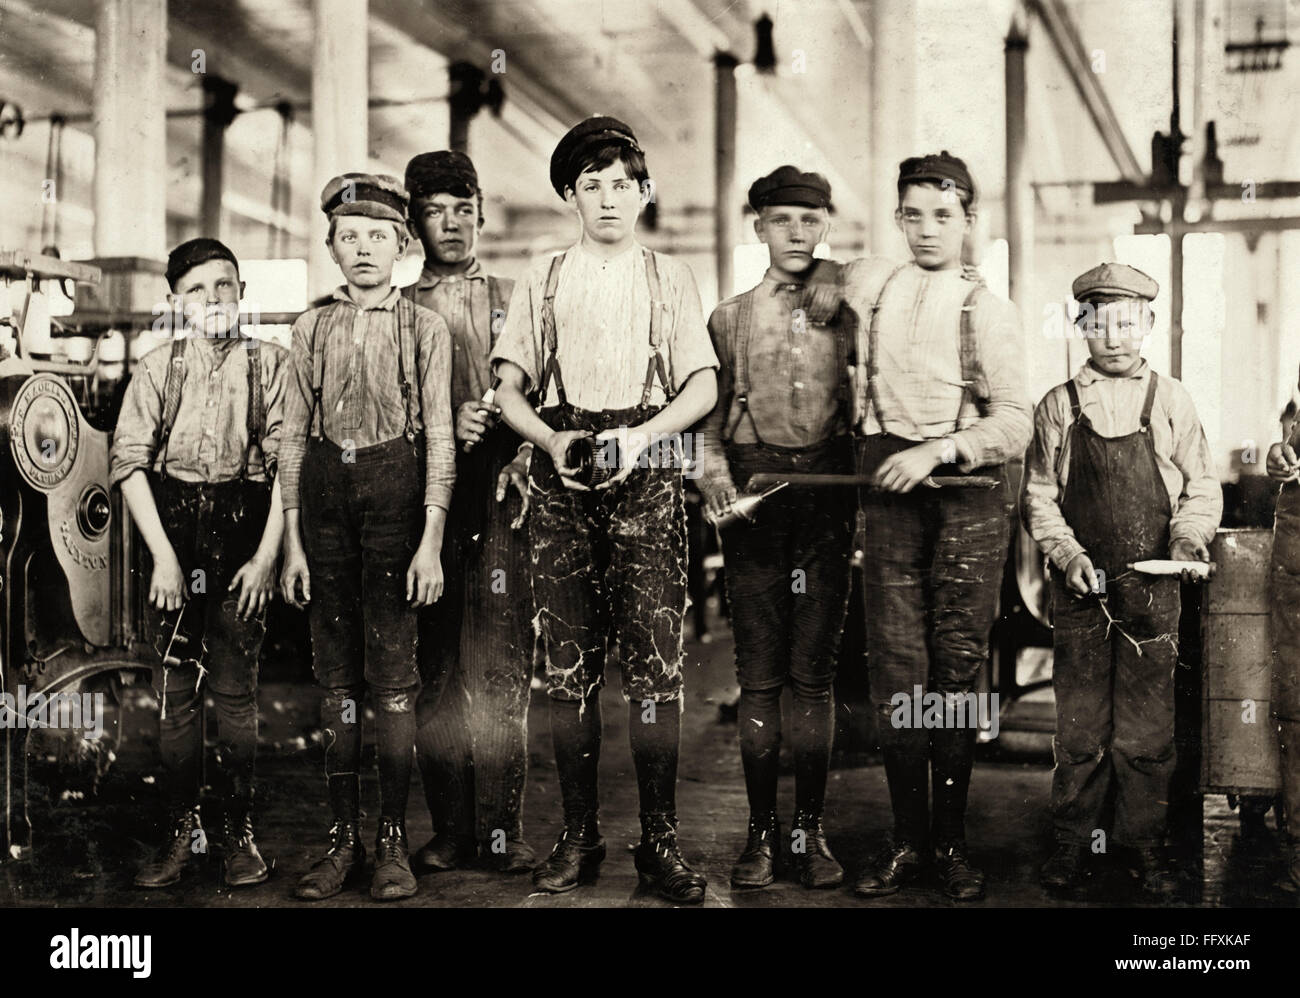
[893, 207, 904, 233]
[964, 208, 978, 230]
[753, 215, 765, 242]
[238, 280, 247, 301]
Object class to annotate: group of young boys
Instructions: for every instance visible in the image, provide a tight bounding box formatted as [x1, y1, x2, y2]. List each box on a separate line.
[108, 113, 1298, 905]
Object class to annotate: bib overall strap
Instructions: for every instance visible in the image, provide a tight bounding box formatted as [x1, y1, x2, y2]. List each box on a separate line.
[307, 302, 338, 441]
[396, 295, 421, 442]
[1139, 371, 1159, 428]
[487, 275, 506, 347]
[156, 334, 188, 469]
[1064, 379, 1083, 421]
[865, 263, 909, 429]
[723, 288, 756, 445]
[955, 281, 988, 430]
[239, 337, 265, 479]
[639, 248, 674, 410]
[537, 251, 568, 409]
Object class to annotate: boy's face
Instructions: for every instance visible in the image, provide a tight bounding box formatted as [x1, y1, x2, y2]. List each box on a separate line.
[754, 204, 829, 276]
[168, 258, 243, 338]
[1081, 299, 1150, 377]
[896, 182, 971, 271]
[566, 161, 643, 245]
[409, 192, 481, 265]
[328, 216, 408, 288]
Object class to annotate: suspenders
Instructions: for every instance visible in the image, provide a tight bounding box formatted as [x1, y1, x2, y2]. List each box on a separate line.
[536, 247, 673, 412]
[156, 333, 269, 479]
[865, 265, 988, 433]
[1064, 371, 1159, 426]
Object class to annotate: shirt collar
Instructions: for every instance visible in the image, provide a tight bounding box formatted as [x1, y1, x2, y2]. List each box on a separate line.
[575, 238, 641, 264]
[413, 257, 484, 290]
[1075, 357, 1149, 386]
[761, 266, 809, 294]
[331, 285, 402, 311]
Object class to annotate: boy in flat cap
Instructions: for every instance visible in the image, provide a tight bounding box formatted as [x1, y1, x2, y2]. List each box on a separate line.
[401, 149, 536, 875]
[491, 116, 719, 903]
[279, 173, 456, 901]
[1024, 262, 1220, 895]
[695, 165, 856, 890]
[1266, 375, 1300, 891]
[111, 237, 287, 890]
[844, 151, 1032, 901]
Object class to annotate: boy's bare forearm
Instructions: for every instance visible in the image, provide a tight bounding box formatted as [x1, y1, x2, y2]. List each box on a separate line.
[119, 471, 175, 563]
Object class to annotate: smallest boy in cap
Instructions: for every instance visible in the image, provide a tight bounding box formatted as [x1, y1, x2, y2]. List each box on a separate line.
[110, 237, 287, 890]
[279, 172, 456, 902]
[1022, 262, 1221, 895]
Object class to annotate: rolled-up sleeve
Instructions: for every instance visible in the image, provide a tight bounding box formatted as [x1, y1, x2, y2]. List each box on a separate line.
[1166, 380, 1224, 549]
[951, 295, 1033, 470]
[489, 264, 542, 393]
[664, 260, 719, 390]
[416, 306, 456, 512]
[1020, 387, 1086, 572]
[277, 312, 316, 510]
[109, 349, 165, 488]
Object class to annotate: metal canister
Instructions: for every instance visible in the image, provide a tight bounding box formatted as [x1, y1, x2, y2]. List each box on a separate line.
[1200, 528, 1282, 795]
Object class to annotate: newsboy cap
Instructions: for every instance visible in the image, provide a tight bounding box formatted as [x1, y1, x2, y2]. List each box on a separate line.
[166, 237, 239, 290]
[748, 165, 832, 211]
[1072, 262, 1159, 303]
[898, 150, 976, 202]
[320, 173, 409, 224]
[549, 116, 642, 199]
[405, 150, 479, 202]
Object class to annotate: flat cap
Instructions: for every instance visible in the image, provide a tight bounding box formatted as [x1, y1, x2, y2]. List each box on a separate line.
[320, 172, 408, 224]
[166, 237, 239, 289]
[898, 150, 976, 201]
[1072, 262, 1159, 303]
[748, 165, 832, 211]
[405, 150, 479, 202]
[550, 116, 641, 199]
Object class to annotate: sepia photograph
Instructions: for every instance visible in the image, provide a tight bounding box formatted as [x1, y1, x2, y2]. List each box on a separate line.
[0, 0, 1295, 979]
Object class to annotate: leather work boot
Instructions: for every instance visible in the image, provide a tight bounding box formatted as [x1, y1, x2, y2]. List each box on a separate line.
[483, 835, 538, 874]
[935, 841, 987, 901]
[220, 811, 269, 887]
[634, 814, 707, 904]
[792, 811, 844, 889]
[371, 818, 417, 901]
[1040, 842, 1086, 891]
[730, 811, 780, 889]
[134, 806, 205, 889]
[295, 820, 366, 901]
[854, 840, 926, 898]
[532, 826, 606, 893]
[412, 831, 477, 874]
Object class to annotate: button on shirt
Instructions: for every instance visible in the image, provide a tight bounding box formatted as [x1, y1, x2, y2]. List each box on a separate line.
[489, 241, 719, 411]
[842, 258, 1032, 470]
[110, 333, 287, 487]
[278, 285, 456, 511]
[403, 260, 513, 411]
[1021, 359, 1223, 571]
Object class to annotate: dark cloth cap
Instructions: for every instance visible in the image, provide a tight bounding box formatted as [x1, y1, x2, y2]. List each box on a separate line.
[405, 150, 479, 202]
[748, 165, 832, 211]
[320, 172, 409, 224]
[549, 116, 641, 198]
[1072, 262, 1159, 303]
[898, 150, 976, 201]
[166, 237, 239, 289]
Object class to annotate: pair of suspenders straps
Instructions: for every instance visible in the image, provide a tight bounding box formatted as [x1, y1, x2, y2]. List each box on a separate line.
[535, 247, 674, 411]
[156, 334, 268, 479]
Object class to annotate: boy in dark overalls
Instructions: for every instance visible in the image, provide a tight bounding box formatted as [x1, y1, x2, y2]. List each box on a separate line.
[491, 117, 719, 903]
[401, 150, 536, 874]
[696, 166, 856, 890]
[845, 152, 1032, 901]
[1023, 263, 1221, 894]
[279, 173, 456, 901]
[112, 238, 286, 889]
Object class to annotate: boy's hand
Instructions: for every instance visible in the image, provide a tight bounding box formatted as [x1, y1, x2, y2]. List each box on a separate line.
[229, 553, 276, 620]
[594, 426, 650, 490]
[701, 478, 739, 521]
[280, 546, 311, 609]
[406, 541, 444, 607]
[150, 548, 186, 611]
[1266, 441, 1300, 481]
[1170, 537, 1215, 582]
[544, 429, 593, 492]
[496, 453, 531, 529]
[873, 440, 949, 493]
[1064, 552, 1101, 596]
[456, 400, 500, 447]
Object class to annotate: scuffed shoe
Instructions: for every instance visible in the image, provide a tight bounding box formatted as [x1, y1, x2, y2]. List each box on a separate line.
[221, 813, 269, 887]
[792, 813, 843, 889]
[1040, 842, 1085, 891]
[634, 834, 707, 904]
[134, 806, 205, 889]
[854, 840, 926, 898]
[412, 832, 477, 874]
[371, 818, 417, 901]
[936, 841, 986, 901]
[532, 828, 605, 893]
[731, 812, 780, 889]
[295, 821, 365, 901]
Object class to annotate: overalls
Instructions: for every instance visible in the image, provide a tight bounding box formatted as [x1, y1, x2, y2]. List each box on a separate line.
[408, 278, 536, 846]
[1050, 373, 1179, 848]
[858, 266, 1015, 846]
[148, 335, 272, 812]
[297, 298, 426, 822]
[527, 248, 687, 704]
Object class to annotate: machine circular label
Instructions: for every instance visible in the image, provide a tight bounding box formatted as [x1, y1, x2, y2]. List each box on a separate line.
[9, 374, 80, 490]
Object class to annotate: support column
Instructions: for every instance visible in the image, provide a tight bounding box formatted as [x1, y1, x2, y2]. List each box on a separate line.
[1005, 7, 1032, 320]
[713, 52, 738, 302]
[309, 0, 369, 301]
[92, 0, 167, 260]
[869, 0, 918, 256]
[201, 76, 240, 240]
